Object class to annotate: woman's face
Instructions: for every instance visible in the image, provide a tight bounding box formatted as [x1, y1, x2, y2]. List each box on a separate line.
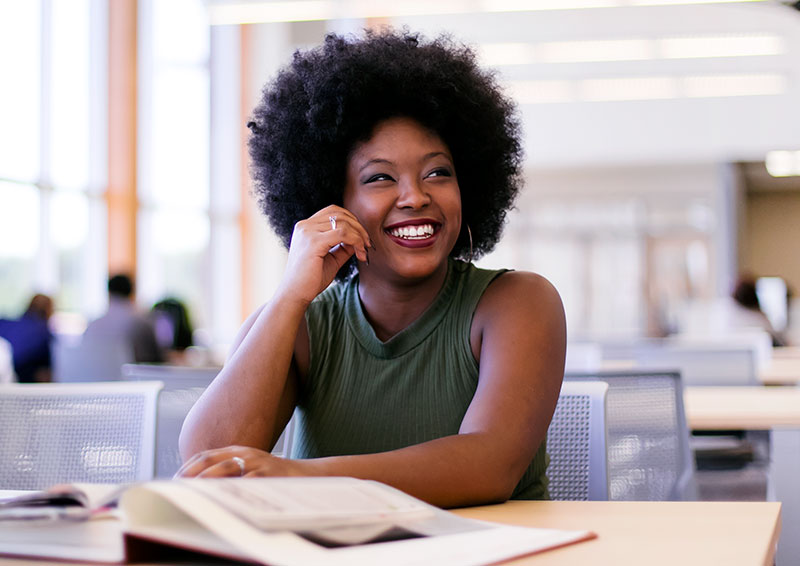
[343, 117, 462, 283]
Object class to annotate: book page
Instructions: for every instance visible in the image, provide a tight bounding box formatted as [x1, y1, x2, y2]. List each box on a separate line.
[185, 477, 435, 531]
[0, 484, 124, 521]
[121, 477, 596, 566]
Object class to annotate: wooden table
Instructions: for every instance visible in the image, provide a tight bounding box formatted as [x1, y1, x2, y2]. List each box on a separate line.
[685, 385, 800, 429]
[454, 500, 780, 566]
[759, 358, 800, 385]
[684, 385, 800, 565]
[0, 500, 780, 566]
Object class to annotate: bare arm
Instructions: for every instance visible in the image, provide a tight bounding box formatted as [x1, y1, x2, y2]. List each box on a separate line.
[178, 271, 566, 508]
[178, 206, 370, 459]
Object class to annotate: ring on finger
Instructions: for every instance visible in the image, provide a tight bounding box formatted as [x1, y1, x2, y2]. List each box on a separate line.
[329, 215, 337, 231]
[231, 456, 245, 476]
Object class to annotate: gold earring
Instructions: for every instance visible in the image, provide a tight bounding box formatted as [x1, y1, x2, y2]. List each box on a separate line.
[466, 224, 473, 264]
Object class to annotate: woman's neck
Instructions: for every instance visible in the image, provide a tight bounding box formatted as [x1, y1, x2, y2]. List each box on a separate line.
[356, 261, 450, 342]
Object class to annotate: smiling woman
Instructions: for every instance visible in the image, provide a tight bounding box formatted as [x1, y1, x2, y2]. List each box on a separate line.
[178, 29, 566, 508]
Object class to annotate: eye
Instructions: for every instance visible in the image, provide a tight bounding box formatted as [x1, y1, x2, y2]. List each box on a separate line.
[364, 173, 395, 184]
[425, 167, 453, 179]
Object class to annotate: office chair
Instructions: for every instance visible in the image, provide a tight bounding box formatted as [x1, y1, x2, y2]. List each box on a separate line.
[565, 370, 697, 501]
[546, 380, 609, 501]
[121, 364, 294, 477]
[633, 343, 757, 386]
[53, 336, 133, 382]
[0, 381, 162, 490]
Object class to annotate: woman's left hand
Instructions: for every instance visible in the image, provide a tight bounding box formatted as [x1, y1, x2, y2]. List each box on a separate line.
[175, 445, 303, 478]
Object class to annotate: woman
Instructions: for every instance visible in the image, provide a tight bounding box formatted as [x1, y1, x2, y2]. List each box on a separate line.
[178, 30, 566, 508]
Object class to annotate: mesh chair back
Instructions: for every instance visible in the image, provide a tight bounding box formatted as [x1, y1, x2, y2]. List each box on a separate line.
[53, 336, 133, 382]
[565, 370, 697, 500]
[121, 364, 295, 477]
[633, 344, 757, 386]
[0, 381, 162, 490]
[547, 380, 609, 501]
[122, 364, 217, 478]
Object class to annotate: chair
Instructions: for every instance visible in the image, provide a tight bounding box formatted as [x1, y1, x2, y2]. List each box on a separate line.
[0, 381, 162, 490]
[121, 364, 295, 477]
[546, 380, 609, 501]
[633, 343, 757, 386]
[564, 370, 697, 501]
[52, 335, 133, 382]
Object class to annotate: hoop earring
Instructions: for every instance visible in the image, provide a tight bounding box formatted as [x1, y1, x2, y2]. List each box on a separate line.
[466, 224, 473, 265]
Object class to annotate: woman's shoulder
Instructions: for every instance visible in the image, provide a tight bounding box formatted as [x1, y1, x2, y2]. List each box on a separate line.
[475, 269, 564, 329]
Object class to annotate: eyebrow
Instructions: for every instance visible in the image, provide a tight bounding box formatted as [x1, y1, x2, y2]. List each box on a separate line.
[357, 152, 451, 173]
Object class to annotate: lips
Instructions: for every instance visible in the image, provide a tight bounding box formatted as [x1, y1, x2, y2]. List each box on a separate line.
[384, 219, 441, 248]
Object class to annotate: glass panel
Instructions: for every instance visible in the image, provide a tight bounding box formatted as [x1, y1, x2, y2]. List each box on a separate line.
[138, 208, 209, 329]
[0, 183, 40, 316]
[146, 67, 210, 208]
[0, 3, 40, 182]
[153, 0, 209, 65]
[527, 236, 587, 336]
[51, 190, 90, 312]
[50, 0, 91, 190]
[588, 237, 643, 335]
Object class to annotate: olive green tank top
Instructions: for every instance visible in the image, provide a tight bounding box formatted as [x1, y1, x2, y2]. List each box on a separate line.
[293, 259, 549, 500]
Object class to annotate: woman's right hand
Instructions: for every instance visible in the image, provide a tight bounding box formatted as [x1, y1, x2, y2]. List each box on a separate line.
[276, 205, 371, 305]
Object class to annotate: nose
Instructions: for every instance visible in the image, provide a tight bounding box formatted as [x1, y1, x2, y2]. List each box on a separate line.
[396, 178, 431, 209]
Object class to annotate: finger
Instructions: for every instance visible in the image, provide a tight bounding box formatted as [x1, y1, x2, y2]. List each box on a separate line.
[318, 206, 372, 249]
[321, 229, 368, 263]
[174, 447, 242, 478]
[195, 459, 243, 478]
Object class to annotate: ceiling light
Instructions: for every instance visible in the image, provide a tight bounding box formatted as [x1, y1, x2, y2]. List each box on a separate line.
[537, 39, 653, 63]
[682, 73, 787, 97]
[628, 0, 765, 5]
[766, 150, 800, 177]
[206, 0, 770, 25]
[478, 43, 535, 66]
[207, 1, 332, 25]
[506, 80, 575, 103]
[481, 0, 619, 10]
[659, 34, 784, 59]
[580, 76, 678, 101]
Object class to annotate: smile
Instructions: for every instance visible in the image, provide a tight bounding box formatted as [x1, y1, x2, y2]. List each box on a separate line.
[387, 223, 436, 240]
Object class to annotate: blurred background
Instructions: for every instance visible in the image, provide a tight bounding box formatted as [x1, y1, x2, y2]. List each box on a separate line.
[2, 0, 800, 363]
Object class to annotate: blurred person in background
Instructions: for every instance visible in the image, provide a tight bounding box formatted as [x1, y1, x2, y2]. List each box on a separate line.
[0, 294, 54, 382]
[151, 297, 194, 364]
[83, 274, 164, 363]
[729, 274, 786, 347]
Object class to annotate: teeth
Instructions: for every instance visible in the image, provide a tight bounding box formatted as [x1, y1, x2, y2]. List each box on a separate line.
[389, 224, 435, 240]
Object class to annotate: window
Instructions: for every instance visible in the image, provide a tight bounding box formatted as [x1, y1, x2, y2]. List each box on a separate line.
[0, 0, 106, 325]
[137, 0, 211, 336]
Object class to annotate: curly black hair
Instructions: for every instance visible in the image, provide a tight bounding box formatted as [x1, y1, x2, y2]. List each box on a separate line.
[248, 29, 523, 268]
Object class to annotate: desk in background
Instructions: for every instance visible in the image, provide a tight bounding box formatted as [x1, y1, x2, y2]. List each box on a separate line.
[685, 385, 799, 565]
[759, 357, 800, 385]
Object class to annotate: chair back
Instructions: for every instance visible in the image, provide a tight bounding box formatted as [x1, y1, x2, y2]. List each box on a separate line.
[122, 364, 218, 478]
[547, 380, 609, 501]
[121, 364, 294, 477]
[53, 336, 133, 382]
[633, 343, 757, 386]
[565, 370, 697, 500]
[0, 381, 162, 489]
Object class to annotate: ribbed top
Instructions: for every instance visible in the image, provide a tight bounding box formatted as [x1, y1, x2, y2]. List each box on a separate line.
[293, 259, 549, 500]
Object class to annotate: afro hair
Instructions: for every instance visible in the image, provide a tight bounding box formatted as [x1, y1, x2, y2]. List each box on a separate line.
[248, 29, 524, 268]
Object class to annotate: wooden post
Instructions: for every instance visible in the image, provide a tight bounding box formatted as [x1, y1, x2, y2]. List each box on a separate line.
[107, 0, 138, 276]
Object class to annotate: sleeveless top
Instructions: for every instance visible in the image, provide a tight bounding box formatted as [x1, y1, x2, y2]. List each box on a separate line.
[292, 259, 549, 500]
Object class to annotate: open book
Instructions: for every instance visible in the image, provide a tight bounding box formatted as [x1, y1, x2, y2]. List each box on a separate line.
[0, 477, 595, 565]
